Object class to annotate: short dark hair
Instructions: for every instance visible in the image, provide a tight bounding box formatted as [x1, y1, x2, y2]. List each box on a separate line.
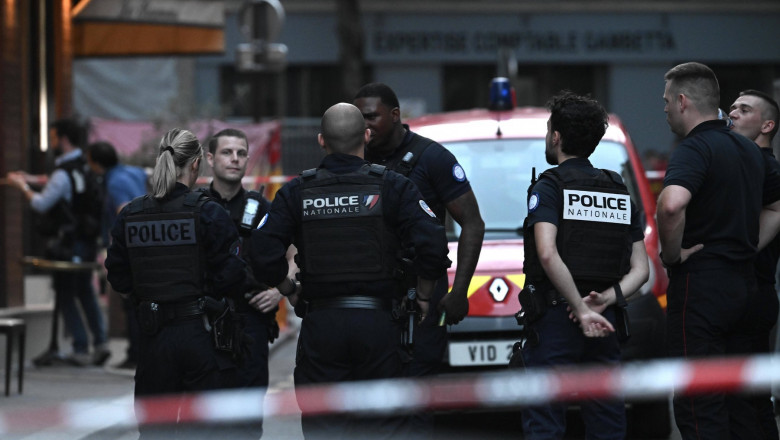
[547, 90, 609, 158]
[664, 62, 720, 114]
[353, 83, 400, 109]
[50, 118, 84, 147]
[208, 128, 249, 154]
[86, 141, 119, 169]
[740, 89, 780, 140]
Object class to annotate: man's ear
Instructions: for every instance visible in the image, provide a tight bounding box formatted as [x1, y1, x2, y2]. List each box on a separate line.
[317, 133, 326, 149]
[364, 128, 371, 144]
[392, 106, 401, 123]
[762, 119, 776, 137]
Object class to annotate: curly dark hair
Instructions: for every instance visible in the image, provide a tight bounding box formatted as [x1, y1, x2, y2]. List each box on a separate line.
[546, 90, 608, 158]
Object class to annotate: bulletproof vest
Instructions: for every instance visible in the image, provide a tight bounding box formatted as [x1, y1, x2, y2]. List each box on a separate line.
[523, 166, 633, 293]
[124, 192, 208, 302]
[297, 164, 399, 287]
[383, 132, 434, 177]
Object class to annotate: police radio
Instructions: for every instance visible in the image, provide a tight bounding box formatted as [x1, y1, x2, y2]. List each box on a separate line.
[239, 190, 264, 233]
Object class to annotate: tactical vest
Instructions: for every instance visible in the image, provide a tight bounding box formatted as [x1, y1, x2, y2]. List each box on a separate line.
[125, 192, 208, 302]
[523, 166, 633, 293]
[297, 164, 399, 286]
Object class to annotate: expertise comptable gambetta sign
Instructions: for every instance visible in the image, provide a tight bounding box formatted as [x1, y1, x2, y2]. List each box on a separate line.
[371, 29, 676, 56]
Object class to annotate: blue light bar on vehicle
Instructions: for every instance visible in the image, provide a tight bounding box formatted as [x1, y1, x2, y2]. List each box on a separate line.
[488, 77, 516, 111]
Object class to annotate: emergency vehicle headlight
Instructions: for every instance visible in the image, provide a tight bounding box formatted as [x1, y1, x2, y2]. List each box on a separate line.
[488, 77, 516, 111]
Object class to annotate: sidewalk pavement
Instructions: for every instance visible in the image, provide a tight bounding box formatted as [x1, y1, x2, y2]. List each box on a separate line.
[0, 319, 300, 440]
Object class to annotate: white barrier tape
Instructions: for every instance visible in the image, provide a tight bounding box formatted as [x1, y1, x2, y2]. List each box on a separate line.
[2, 354, 779, 434]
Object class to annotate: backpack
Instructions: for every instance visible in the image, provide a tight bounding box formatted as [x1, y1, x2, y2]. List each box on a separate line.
[40, 156, 105, 242]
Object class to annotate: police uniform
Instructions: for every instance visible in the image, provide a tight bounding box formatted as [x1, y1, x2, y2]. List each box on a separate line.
[750, 148, 780, 439]
[200, 184, 274, 438]
[105, 183, 245, 438]
[366, 126, 471, 376]
[250, 153, 450, 439]
[521, 157, 643, 440]
[663, 120, 780, 439]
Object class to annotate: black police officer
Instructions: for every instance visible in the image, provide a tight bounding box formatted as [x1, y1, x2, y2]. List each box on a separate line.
[201, 127, 287, 438]
[520, 91, 649, 439]
[250, 103, 450, 440]
[105, 128, 246, 439]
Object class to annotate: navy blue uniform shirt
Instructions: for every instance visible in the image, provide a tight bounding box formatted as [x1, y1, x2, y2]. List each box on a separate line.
[250, 153, 450, 300]
[105, 183, 246, 298]
[664, 120, 780, 264]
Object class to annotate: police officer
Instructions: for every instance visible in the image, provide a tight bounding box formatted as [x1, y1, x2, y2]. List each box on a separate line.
[105, 128, 246, 439]
[729, 89, 780, 439]
[353, 83, 484, 438]
[658, 63, 780, 439]
[250, 103, 450, 439]
[520, 91, 649, 440]
[201, 127, 288, 438]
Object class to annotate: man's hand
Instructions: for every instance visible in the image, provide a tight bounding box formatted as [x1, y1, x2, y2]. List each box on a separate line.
[573, 306, 615, 338]
[581, 290, 611, 315]
[415, 297, 430, 320]
[437, 288, 469, 325]
[248, 288, 283, 313]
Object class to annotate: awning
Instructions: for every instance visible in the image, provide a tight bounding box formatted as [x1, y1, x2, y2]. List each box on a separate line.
[72, 0, 225, 57]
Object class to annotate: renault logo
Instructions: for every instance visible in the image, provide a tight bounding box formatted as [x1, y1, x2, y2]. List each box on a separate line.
[488, 278, 509, 302]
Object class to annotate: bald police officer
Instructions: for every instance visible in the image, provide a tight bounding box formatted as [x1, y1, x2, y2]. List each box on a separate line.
[250, 103, 450, 439]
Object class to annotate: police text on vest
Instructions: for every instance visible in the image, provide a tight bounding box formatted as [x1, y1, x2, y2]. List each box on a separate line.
[562, 190, 631, 224]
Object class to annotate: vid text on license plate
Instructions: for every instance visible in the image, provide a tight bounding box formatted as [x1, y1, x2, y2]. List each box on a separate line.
[448, 340, 516, 367]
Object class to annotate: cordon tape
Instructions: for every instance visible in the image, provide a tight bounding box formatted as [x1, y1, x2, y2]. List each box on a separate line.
[1, 353, 779, 434]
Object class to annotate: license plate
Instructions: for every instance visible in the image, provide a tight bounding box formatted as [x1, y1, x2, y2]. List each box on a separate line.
[448, 340, 517, 366]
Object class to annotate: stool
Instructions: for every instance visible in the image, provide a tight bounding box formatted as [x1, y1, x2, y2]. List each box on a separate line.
[0, 318, 26, 396]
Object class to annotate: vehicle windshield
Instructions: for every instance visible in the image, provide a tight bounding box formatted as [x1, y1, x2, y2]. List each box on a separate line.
[444, 139, 644, 240]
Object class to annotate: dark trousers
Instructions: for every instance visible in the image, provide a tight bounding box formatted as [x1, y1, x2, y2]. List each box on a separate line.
[746, 281, 779, 440]
[521, 303, 625, 440]
[403, 290, 449, 440]
[222, 310, 272, 439]
[135, 316, 235, 439]
[667, 263, 766, 440]
[294, 308, 409, 440]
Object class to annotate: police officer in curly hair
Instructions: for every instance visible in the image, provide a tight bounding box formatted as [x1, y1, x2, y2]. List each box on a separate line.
[520, 91, 649, 439]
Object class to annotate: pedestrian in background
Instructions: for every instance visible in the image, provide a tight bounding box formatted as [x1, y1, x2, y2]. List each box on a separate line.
[7, 118, 110, 367]
[105, 128, 246, 439]
[728, 89, 780, 439]
[657, 62, 780, 439]
[250, 103, 450, 439]
[353, 83, 484, 438]
[519, 91, 649, 439]
[86, 140, 148, 370]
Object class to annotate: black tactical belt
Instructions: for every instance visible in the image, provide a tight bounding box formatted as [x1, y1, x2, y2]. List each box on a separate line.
[157, 299, 205, 321]
[307, 296, 392, 313]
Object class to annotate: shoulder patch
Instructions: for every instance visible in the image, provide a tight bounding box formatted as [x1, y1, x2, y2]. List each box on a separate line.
[452, 164, 466, 182]
[419, 200, 437, 218]
[528, 192, 540, 213]
[256, 213, 269, 229]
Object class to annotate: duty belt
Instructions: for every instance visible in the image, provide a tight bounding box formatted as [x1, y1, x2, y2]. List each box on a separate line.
[307, 295, 392, 313]
[151, 299, 205, 322]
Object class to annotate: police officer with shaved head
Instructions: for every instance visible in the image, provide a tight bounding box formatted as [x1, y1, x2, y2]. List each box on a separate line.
[105, 128, 246, 439]
[250, 103, 450, 439]
[520, 91, 649, 439]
